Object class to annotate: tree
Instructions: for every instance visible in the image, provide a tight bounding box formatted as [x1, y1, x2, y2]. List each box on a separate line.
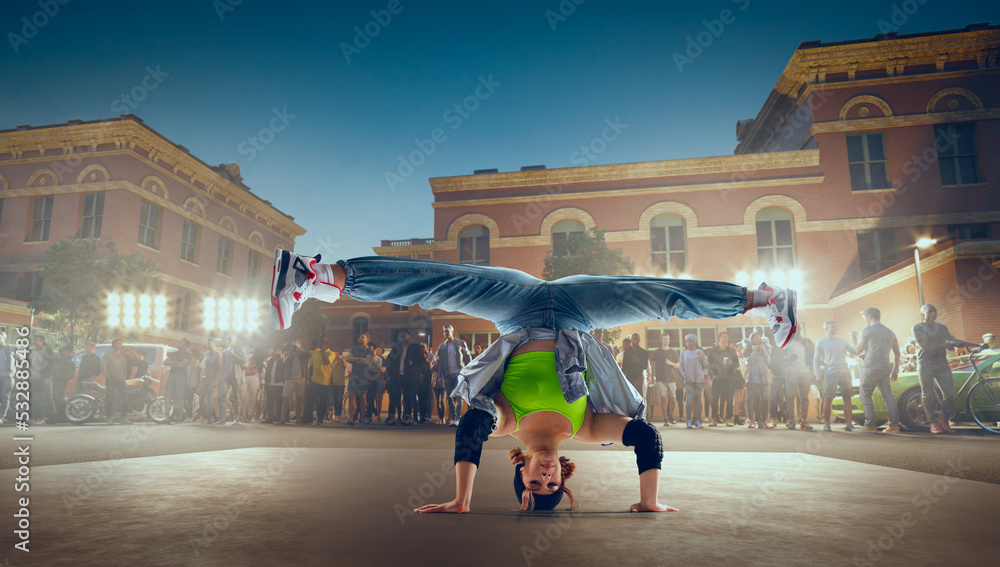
[33, 237, 160, 347]
[284, 298, 329, 349]
[542, 227, 636, 281]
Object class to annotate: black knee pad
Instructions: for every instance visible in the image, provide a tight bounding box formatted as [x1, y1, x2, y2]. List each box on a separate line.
[621, 419, 663, 474]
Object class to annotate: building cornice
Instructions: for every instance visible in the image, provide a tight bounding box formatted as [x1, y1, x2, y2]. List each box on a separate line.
[811, 107, 1000, 134]
[429, 150, 820, 193]
[431, 175, 825, 209]
[0, 119, 305, 240]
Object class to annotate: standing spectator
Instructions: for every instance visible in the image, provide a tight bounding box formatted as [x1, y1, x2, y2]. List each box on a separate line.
[744, 331, 772, 429]
[366, 346, 386, 422]
[649, 333, 681, 426]
[1, 330, 22, 424]
[813, 320, 858, 432]
[434, 325, 471, 425]
[621, 334, 649, 402]
[262, 347, 285, 423]
[74, 342, 102, 395]
[912, 304, 958, 435]
[102, 338, 130, 424]
[51, 346, 77, 419]
[199, 340, 223, 424]
[29, 336, 57, 424]
[385, 331, 417, 425]
[782, 335, 814, 430]
[185, 348, 203, 422]
[163, 339, 191, 424]
[768, 343, 787, 428]
[278, 339, 308, 425]
[732, 342, 747, 425]
[430, 351, 447, 424]
[218, 334, 248, 425]
[242, 348, 264, 422]
[304, 337, 334, 425]
[851, 307, 902, 434]
[473, 343, 484, 358]
[329, 350, 347, 422]
[344, 332, 374, 425]
[678, 334, 709, 428]
[707, 331, 739, 427]
[415, 343, 434, 423]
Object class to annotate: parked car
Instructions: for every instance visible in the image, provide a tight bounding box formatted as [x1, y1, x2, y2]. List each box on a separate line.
[833, 350, 1000, 431]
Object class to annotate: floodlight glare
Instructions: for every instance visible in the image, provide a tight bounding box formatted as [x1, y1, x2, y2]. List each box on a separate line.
[108, 316, 120, 327]
[123, 294, 136, 305]
[154, 318, 167, 328]
[139, 317, 152, 328]
[154, 295, 167, 306]
[139, 295, 151, 306]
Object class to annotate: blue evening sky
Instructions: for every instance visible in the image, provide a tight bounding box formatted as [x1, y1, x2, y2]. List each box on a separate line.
[2, 0, 996, 260]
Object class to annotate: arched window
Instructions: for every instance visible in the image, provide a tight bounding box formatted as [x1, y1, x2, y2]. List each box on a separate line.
[458, 225, 490, 265]
[551, 219, 585, 257]
[650, 214, 686, 276]
[352, 317, 370, 347]
[755, 208, 795, 270]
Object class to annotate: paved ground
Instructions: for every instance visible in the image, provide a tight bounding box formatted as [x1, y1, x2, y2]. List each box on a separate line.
[2, 420, 999, 566]
[2, 446, 997, 567]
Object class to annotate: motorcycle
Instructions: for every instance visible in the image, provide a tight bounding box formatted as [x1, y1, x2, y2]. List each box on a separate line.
[64, 373, 167, 424]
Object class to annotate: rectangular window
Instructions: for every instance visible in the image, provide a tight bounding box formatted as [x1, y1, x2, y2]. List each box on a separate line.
[352, 318, 369, 347]
[459, 232, 490, 265]
[756, 219, 795, 270]
[458, 332, 499, 353]
[27, 196, 54, 242]
[947, 223, 990, 240]
[247, 250, 260, 283]
[646, 326, 717, 349]
[217, 236, 232, 275]
[79, 192, 105, 238]
[175, 287, 193, 332]
[847, 132, 890, 191]
[391, 304, 409, 312]
[857, 230, 900, 279]
[936, 124, 982, 185]
[16, 273, 43, 302]
[651, 225, 687, 276]
[138, 200, 161, 249]
[181, 220, 199, 263]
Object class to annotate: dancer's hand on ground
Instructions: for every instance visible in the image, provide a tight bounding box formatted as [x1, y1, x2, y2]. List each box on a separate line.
[629, 501, 679, 512]
[415, 500, 470, 514]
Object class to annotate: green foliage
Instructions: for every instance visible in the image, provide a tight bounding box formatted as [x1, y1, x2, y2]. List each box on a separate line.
[542, 227, 635, 281]
[284, 298, 329, 349]
[34, 237, 160, 346]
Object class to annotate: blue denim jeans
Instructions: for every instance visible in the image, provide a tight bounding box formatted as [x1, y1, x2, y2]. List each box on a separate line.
[860, 366, 900, 427]
[338, 257, 748, 334]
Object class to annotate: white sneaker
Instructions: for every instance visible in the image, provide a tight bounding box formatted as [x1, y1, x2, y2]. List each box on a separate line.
[270, 249, 341, 330]
[745, 282, 798, 348]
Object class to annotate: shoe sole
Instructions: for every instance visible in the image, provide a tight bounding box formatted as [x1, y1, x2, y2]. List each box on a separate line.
[778, 289, 798, 348]
[271, 248, 292, 330]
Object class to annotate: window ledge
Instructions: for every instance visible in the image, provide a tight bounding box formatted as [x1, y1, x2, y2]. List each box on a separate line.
[137, 243, 161, 253]
[216, 271, 232, 279]
[851, 187, 897, 193]
[941, 182, 988, 189]
[22, 240, 50, 245]
[180, 258, 199, 268]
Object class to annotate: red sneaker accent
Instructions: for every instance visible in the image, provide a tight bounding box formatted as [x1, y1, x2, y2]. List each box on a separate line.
[293, 291, 302, 301]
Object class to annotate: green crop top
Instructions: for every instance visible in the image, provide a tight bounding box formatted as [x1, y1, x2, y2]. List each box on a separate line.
[500, 351, 588, 436]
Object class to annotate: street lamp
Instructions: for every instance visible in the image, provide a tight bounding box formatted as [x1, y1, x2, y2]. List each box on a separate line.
[914, 238, 936, 307]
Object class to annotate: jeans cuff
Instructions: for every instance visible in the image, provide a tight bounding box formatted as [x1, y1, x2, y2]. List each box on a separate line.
[338, 259, 356, 296]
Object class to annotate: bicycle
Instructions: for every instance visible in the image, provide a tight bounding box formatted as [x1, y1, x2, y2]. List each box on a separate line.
[957, 342, 1000, 434]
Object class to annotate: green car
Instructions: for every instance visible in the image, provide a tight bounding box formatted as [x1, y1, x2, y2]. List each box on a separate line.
[832, 351, 1000, 431]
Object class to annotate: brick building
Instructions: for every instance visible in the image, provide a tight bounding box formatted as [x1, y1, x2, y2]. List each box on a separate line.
[333, 24, 1000, 353]
[0, 115, 304, 345]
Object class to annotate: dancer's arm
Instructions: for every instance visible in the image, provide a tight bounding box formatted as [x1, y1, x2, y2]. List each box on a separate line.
[416, 408, 497, 514]
[575, 414, 677, 512]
